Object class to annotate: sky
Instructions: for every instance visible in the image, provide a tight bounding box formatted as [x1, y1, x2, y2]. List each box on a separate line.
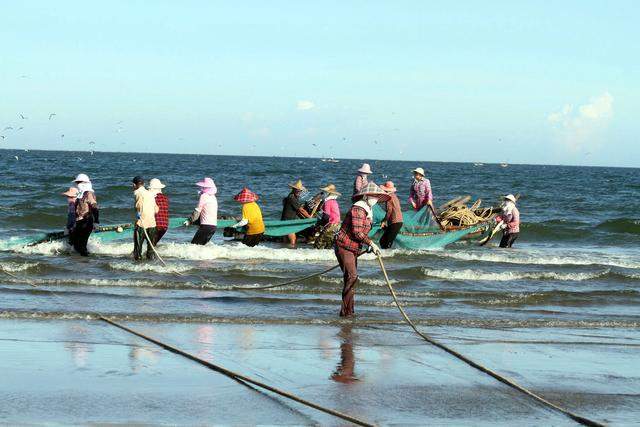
[0, 1, 638, 167]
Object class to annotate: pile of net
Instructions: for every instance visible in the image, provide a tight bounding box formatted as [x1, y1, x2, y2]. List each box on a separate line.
[437, 196, 497, 228]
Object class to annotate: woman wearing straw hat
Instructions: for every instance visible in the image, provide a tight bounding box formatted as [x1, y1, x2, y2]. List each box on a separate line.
[232, 187, 265, 247]
[281, 179, 312, 246]
[185, 177, 218, 245]
[148, 178, 170, 245]
[409, 167, 444, 229]
[379, 181, 404, 249]
[496, 194, 520, 248]
[72, 173, 99, 256]
[314, 184, 342, 249]
[334, 182, 388, 317]
[353, 163, 372, 196]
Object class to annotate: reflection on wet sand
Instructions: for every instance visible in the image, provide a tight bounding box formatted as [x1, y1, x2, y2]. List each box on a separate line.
[331, 324, 359, 384]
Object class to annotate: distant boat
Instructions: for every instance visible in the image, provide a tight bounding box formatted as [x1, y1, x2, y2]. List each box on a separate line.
[500, 163, 508, 168]
[473, 162, 484, 167]
[321, 157, 339, 163]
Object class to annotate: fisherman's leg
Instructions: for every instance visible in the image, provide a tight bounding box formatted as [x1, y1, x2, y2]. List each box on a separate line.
[242, 233, 262, 247]
[507, 233, 519, 248]
[145, 227, 157, 259]
[287, 233, 297, 246]
[76, 220, 92, 256]
[499, 233, 510, 248]
[191, 226, 209, 245]
[338, 248, 358, 317]
[153, 228, 167, 245]
[133, 226, 143, 260]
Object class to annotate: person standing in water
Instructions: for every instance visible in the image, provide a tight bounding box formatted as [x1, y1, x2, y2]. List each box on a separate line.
[409, 167, 443, 229]
[148, 178, 169, 246]
[334, 182, 387, 317]
[61, 187, 78, 245]
[281, 179, 311, 246]
[496, 194, 520, 248]
[72, 174, 99, 256]
[185, 177, 218, 245]
[353, 163, 372, 195]
[232, 187, 265, 247]
[379, 181, 404, 249]
[132, 176, 158, 260]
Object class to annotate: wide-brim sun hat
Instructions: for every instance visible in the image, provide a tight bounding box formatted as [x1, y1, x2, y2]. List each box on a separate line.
[357, 163, 372, 174]
[148, 178, 166, 189]
[234, 187, 259, 203]
[196, 177, 216, 188]
[288, 179, 306, 192]
[504, 194, 517, 203]
[73, 173, 90, 183]
[320, 184, 341, 196]
[379, 181, 397, 193]
[352, 182, 390, 202]
[412, 167, 425, 176]
[62, 187, 79, 198]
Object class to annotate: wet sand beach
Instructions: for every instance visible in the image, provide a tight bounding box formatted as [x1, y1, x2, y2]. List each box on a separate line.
[1, 320, 637, 425]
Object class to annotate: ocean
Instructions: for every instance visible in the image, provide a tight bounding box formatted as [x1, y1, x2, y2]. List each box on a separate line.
[0, 149, 638, 425]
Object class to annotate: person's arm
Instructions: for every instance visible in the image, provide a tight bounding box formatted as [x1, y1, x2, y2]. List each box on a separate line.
[232, 204, 249, 228]
[408, 184, 417, 209]
[291, 196, 311, 218]
[87, 192, 99, 224]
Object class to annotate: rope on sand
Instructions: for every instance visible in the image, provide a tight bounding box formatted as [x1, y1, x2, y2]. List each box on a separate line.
[0, 266, 374, 427]
[374, 254, 604, 427]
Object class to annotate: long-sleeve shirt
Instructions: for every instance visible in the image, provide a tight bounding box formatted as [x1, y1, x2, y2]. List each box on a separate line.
[191, 193, 218, 226]
[384, 193, 403, 224]
[502, 206, 520, 234]
[75, 192, 99, 223]
[335, 205, 372, 253]
[154, 193, 170, 229]
[134, 187, 158, 229]
[323, 198, 341, 224]
[408, 179, 432, 210]
[353, 174, 368, 195]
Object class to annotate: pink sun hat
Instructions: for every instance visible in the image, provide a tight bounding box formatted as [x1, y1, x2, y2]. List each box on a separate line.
[196, 177, 216, 188]
[61, 187, 79, 198]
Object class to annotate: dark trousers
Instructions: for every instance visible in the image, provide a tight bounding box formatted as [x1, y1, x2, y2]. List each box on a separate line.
[335, 246, 359, 317]
[191, 225, 217, 245]
[242, 233, 263, 247]
[153, 227, 167, 246]
[73, 219, 93, 256]
[499, 232, 519, 248]
[380, 222, 403, 249]
[134, 226, 157, 260]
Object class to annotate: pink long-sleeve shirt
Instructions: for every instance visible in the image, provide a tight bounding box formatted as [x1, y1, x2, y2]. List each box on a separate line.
[408, 178, 432, 210]
[323, 198, 341, 224]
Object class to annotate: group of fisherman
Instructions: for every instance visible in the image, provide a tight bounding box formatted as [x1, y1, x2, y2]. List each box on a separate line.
[60, 164, 520, 317]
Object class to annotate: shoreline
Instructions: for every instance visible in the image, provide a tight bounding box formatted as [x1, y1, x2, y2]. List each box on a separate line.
[1, 319, 637, 426]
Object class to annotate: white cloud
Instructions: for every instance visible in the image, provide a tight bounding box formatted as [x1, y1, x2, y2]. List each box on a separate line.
[548, 92, 613, 151]
[296, 100, 315, 111]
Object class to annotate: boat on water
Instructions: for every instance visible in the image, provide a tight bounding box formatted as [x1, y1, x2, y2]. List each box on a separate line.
[321, 157, 340, 163]
[500, 163, 508, 168]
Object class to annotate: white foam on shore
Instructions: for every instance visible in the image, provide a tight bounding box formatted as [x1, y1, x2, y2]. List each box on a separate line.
[0, 262, 39, 273]
[107, 261, 194, 274]
[422, 267, 607, 282]
[433, 250, 640, 270]
[12, 239, 395, 263]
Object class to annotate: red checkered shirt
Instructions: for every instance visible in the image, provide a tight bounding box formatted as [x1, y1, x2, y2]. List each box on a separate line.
[335, 205, 372, 253]
[154, 193, 169, 229]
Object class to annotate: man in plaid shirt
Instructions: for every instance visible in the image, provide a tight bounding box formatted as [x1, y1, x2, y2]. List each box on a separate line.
[148, 178, 169, 245]
[334, 182, 388, 317]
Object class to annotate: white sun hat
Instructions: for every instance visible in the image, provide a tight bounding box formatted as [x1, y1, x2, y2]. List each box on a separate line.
[412, 167, 425, 176]
[73, 173, 90, 183]
[504, 194, 517, 203]
[148, 178, 166, 189]
[357, 163, 372, 174]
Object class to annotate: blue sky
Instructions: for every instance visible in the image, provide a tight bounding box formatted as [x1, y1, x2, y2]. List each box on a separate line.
[0, 1, 638, 166]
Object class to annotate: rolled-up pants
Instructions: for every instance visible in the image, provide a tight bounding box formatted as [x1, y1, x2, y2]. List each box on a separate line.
[335, 246, 359, 317]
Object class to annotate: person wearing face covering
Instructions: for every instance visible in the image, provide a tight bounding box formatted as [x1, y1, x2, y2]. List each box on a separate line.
[148, 178, 169, 245]
[72, 173, 99, 256]
[353, 163, 372, 195]
[334, 182, 389, 317]
[185, 177, 218, 245]
[495, 194, 520, 248]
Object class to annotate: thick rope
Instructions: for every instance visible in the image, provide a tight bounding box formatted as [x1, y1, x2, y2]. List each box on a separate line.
[374, 255, 604, 427]
[0, 266, 374, 427]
